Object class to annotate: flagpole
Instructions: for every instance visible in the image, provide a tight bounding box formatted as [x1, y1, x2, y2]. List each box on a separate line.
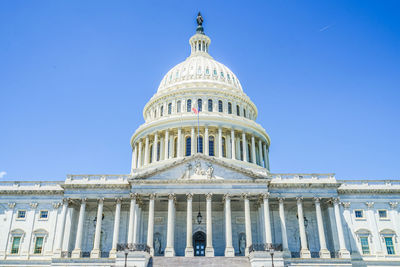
[197, 110, 200, 153]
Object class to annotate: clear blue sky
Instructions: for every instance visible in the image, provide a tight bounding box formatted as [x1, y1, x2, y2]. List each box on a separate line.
[1, 1, 399, 181]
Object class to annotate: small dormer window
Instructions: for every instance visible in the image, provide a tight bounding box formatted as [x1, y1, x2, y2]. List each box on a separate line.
[355, 210, 364, 219]
[213, 69, 217, 76]
[379, 210, 388, 219]
[39, 210, 48, 219]
[220, 72, 224, 78]
[17, 210, 26, 219]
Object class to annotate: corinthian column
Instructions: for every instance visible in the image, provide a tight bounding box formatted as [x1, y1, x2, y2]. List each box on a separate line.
[224, 194, 234, 257]
[90, 198, 104, 258]
[244, 194, 252, 256]
[204, 127, 209, 155]
[262, 194, 272, 244]
[205, 193, 214, 257]
[153, 132, 158, 162]
[258, 140, 263, 166]
[218, 127, 223, 158]
[131, 143, 137, 172]
[137, 141, 143, 168]
[144, 136, 149, 165]
[177, 128, 182, 158]
[333, 198, 351, 258]
[110, 198, 122, 258]
[53, 199, 68, 257]
[165, 194, 175, 257]
[147, 194, 155, 256]
[71, 198, 86, 258]
[231, 129, 236, 160]
[296, 197, 311, 258]
[251, 135, 256, 163]
[242, 132, 247, 161]
[191, 127, 195, 155]
[314, 198, 330, 258]
[127, 194, 136, 244]
[278, 198, 290, 257]
[185, 194, 194, 257]
[164, 130, 169, 159]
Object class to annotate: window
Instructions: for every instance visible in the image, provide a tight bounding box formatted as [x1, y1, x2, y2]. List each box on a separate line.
[360, 237, 370, 255]
[240, 141, 243, 160]
[176, 71, 179, 78]
[39, 210, 48, 219]
[209, 136, 215, 156]
[168, 103, 172, 114]
[11, 236, 21, 254]
[174, 138, 177, 157]
[154, 110, 157, 118]
[220, 72, 224, 78]
[208, 99, 213, 112]
[218, 100, 223, 112]
[149, 145, 153, 163]
[248, 144, 252, 162]
[355, 210, 364, 219]
[197, 136, 203, 153]
[206, 68, 209, 75]
[385, 237, 395, 255]
[228, 102, 232, 114]
[187, 99, 192, 112]
[186, 137, 191, 156]
[379, 210, 388, 219]
[227, 73, 231, 80]
[17, 210, 26, 219]
[222, 137, 226, 157]
[213, 69, 217, 76]
[160, 106, 164, 117]
[177, 101, 181, 113]
[197, 99, 202, 112]
[243, 109, 246, 118]
[34, 237, 44, 254]
[157, 142, 161, 161]
[236, 105, 240, 116]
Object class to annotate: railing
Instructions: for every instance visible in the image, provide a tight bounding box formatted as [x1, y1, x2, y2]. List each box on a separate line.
[117, 243, 150, 253]
[66, 174, 131, 181]
[61, 251, 71, 258]
[291, 251, 338, 258]
[248, 243, 282, 252]
[338, 180, 400, 185]
[82, 251, 90, 258]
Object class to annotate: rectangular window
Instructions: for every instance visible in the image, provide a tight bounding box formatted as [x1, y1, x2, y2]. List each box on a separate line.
[360, 237, 370, 255]
[218, 100, 223, 112]
[34, 237, 44, 254]
[355, 210, 364, 218]
[228, 102, 232, 114]
[208, 99, 213, 112]
[236, 105, 240, 116]
[177, 101, 181, 113]
[39, 210, 48, 219]
[17, 210, 26, 219]
[385, 237, 395, 255]
[168, 103, 172, 114]
[11, 237, 21, 254]
[379, 210, 388, 219]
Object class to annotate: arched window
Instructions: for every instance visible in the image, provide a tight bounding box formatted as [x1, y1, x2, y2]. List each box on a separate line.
[240, 141, 243, 160]
[209, 136, 215, 156]
[160, 106, 164, 117]
[168, 103, 172, 114]
[187, 99, 192, 112]
[177, 101, 181, 113]
[228, 102, 232, 114]
[208, 99, 213, 112]
[197, 136, 203, 153]
[243, 109, 246, 118]
[236, 105, 240, 116]
[33, 229, 48, 254]
[185, 137, 191, 156]
[157, 142, 161, 161]
[174, 138, 178, 157]
[248, 144, 252, 162]
[222, 137, 226, 157]
[149, 144, 153, 163]
[197, 99, 202, 112]
[10, 229, 25, 254]
[218, 100, 223, 112]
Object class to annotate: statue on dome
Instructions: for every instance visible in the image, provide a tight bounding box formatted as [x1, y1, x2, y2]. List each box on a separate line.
[196, 12, 204, 34]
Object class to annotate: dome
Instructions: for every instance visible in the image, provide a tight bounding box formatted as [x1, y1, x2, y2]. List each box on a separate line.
[157, 29, 243, 94]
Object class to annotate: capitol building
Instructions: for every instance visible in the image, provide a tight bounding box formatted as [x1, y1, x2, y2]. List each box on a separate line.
[1, 14, 400, 267]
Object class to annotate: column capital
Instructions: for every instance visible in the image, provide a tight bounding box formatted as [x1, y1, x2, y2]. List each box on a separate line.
[53, 202, 61, 209]
[389, 201, 399, 209]
[241, 193, 250, 200]
[115, 197, 122, 204]
[278, 197, 285, 204]
[149, 193, 156, 200]
[313, 197, 321, 203]
[261, 193, 270, 199]
[30, 202, 38, 209]
[206, 193, 213, 201]
[365, 201, 374, 209]
[8, 202, 16, 209]
[296, 196, 303, 204]
[186, 193, 193, 200]
[168, 193, 176, 201]
[98, 198, 104, 204]
[342, 202, 351, 209]
[223, 193, 231, 201]
[332, 197, 340, 204]
[130, 193, 139, 200]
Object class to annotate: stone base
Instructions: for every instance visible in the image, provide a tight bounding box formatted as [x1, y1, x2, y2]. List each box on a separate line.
[185, 247, 194, 257]
[339, 249, 351, 259]
[300, 249, 311, 258]
[319, 249, 331, 259]
[109, 248, 117, 258]
[249, 251, 284, 267]
[164, 247, 175, 257]
[52, 249, 62, 258]
[71, 249, 82, 258]
[205, 247, 214, 257]
[90, 249, 100, 258]
[115, 251, 150, 267]
[225, 246, 235, 257]
[282, 249, 291, 258]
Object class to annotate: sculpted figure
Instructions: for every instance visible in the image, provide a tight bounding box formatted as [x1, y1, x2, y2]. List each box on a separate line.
[194, 161, 202, 175]
[154, 237, 161, 255]
[206, 164, 214, 179]
[239, 234, 246, 255]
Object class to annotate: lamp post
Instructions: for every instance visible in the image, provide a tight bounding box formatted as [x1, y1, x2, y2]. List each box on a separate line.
[124, 246, 129, 267]
[197, 195, 202, 224]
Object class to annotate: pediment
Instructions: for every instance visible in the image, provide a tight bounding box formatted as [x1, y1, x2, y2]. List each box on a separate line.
[130, 154, 269, 181]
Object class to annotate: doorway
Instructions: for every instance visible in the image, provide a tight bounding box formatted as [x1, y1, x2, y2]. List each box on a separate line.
[193, 231, 206, 256]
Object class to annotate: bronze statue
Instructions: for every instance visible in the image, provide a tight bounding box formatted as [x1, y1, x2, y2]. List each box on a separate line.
[196, 12, 203, 26]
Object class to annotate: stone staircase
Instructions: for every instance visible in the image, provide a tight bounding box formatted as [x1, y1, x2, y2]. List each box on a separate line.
[149, 256, 250, 267]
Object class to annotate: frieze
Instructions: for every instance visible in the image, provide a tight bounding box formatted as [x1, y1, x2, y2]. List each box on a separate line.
[180, 160, 216, 180]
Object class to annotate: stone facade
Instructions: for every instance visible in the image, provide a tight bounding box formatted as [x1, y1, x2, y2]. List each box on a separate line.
[1, 15, 399, 267]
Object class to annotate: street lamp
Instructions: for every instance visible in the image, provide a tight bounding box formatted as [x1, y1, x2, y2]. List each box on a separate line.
[124, 246, 129, 267]
[197, 195, 202, 224]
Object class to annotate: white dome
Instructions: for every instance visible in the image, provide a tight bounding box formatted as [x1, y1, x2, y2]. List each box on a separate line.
[157, 33, 243, 94]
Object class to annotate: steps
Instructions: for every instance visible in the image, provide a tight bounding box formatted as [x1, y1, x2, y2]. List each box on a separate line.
[150, 256, 250, 267]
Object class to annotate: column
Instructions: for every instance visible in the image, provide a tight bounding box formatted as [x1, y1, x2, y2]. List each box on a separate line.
[169, 134, 173, 159]
[231, 129, 236, 160]
[296, 197, 311, 258]
[137, 141, 143, 168]
[53, 199, 68, 257]
[251, 135, 256, 163]
[191, 127, 195, 155]
[333, 198, 351, 258]
[164, 130, 169, 159]
[278, 198, 290, 256]
[147, 194, 155, 256]
[258, 140, 263, 166]
[204, 127, 209, 155]
[242, 132, 247, 162]
[110, 198, 122, 258]
[144, 136, 149, 165]
[90, 198, 104, 258]
[224, 194, 234, 257]
[263, 143, 269, 170]
[153, 132, 158, 162]
[165, 194, 175, 257]
[177, 128, 182, 158]
[262, 194, 272, 244]
[185, 194, 194, 257]
[227, 134, 231, 159]
[244, 194, 252, 256]
[218, 127, 223, 158]
[133, 201, 140, 243]
[131, 143, 137, 172]
[314, 198, 330, 258]
[127, 194, 136, 244]
[205, 193, 214, 257]
[71, 198, 86, 258]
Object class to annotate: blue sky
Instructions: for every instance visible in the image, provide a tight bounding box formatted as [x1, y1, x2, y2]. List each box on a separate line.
[0, 0, 399, 181]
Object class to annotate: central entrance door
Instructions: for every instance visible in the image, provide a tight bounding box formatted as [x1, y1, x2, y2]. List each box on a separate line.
[193, 231, 206, 256]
